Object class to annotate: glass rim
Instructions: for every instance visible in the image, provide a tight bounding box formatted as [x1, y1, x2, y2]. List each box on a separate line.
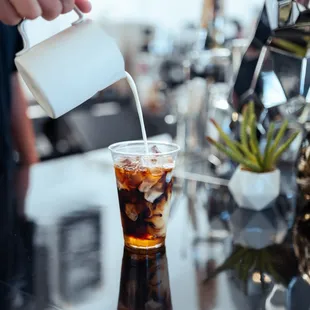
[108, 140, 180, 156]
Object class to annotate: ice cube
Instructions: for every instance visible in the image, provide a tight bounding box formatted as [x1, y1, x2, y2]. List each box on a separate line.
[139, 173, 162, 192]
[125, 204, 139, 221]
[150, 167, 163, 176]
[163, 156, 175, 169]
[141, 156, 157, 168]
[117, 157, 141, 171]
[144, 178, 165, 202]
[126, 170, 144, 189]
[166, 172, 172, 183]
[117, 180, 130, 191]
[115, 166, 141, 190]
[151, 145, 161, 154]
[145, 189, 163, 203]
[115, 167, 130, 190]
[141, 154, 167, 169]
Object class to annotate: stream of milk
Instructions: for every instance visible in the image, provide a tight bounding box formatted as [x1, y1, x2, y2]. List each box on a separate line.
[125, 72, 149, 153]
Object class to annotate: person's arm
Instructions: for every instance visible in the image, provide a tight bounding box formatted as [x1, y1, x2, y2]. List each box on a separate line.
[11, 73, 39, 165]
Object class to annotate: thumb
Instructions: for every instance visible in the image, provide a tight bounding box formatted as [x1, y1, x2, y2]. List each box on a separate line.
[75, 0, 92, 13]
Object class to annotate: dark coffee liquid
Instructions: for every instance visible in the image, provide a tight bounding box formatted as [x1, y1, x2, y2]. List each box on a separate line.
[114, 160, 174, 249]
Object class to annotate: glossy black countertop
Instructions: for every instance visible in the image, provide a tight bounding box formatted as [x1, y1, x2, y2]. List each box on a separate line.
[0, 144, 308, 310]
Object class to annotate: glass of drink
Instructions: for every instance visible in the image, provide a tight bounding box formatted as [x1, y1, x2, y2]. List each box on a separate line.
[109, 141, 180, 251]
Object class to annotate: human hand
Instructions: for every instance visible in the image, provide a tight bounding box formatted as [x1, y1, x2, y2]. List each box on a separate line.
[0, 0, 92, 26]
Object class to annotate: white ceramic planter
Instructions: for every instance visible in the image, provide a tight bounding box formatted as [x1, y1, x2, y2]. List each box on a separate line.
[228, 166, 280, 211]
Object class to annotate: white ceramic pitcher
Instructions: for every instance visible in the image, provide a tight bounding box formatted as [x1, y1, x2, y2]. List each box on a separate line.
[15, 7, 126, 118]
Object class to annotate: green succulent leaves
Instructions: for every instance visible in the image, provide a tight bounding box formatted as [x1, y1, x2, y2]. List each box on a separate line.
[207, 101, 300, 173]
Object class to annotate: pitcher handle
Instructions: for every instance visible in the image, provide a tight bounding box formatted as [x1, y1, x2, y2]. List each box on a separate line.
[16, 6, 85, 57]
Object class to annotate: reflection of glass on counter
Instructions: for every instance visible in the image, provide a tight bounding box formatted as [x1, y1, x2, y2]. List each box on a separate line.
[118, 247, 172, 310]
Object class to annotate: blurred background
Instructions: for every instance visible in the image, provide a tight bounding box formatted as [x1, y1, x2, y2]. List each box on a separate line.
[7, 1, 310, 309]
[19, 0, 264, 162]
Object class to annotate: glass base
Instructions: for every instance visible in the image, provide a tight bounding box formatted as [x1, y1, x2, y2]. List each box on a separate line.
[124, 235, 166, 253]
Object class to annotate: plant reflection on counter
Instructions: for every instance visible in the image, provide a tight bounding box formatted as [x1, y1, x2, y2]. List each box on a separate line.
[117, 247, 172, 310]
[203, 206, 299, 295]
[203, 243, 298, 294]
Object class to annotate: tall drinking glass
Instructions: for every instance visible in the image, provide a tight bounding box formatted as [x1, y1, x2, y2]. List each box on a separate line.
[109, 141, 180, 251]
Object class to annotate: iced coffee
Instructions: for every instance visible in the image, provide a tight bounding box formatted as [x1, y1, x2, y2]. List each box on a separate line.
[109, 141, 179, 251]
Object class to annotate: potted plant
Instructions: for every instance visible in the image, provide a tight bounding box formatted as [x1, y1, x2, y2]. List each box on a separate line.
[207, 102, 300, 211]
